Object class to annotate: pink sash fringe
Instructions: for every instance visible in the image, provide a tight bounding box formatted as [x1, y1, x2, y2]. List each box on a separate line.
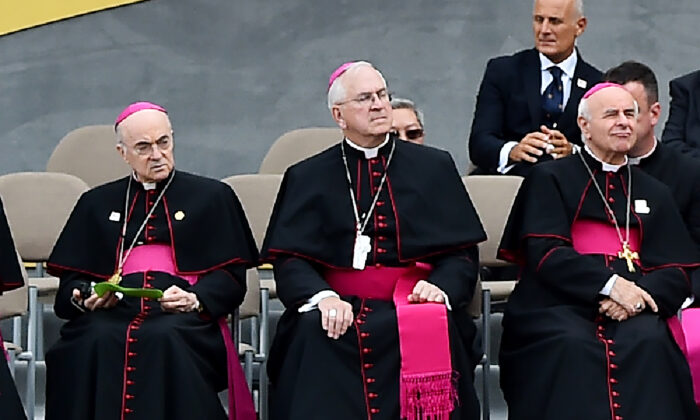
[326, 264, 456, 419]
[122, 244, 256, 420]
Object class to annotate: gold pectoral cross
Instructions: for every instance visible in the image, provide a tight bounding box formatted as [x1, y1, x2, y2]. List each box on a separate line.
[618, 242, 639, 273]
[107, 270, 122, 285]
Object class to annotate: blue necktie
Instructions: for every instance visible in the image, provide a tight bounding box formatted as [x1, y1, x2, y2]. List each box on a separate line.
[542, 66, 564, 122]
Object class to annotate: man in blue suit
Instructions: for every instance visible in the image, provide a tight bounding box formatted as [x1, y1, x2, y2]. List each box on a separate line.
[468, 0, 601, 175]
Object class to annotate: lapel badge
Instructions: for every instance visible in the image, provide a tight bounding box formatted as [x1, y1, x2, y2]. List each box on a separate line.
[577, 78, 587, 89]
[109, 211, 121, 222]
[634, 199, 650, 214]
[174, 211, 185, 221]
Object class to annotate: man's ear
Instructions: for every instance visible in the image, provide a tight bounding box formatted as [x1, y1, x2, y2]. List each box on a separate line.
[332, 107, 347, 129]
[116, 143, 129, 164]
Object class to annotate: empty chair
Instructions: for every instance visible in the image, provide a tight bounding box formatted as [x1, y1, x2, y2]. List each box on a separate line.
[0, 172, 89, 359]
[258, 127, 342, 174]
[222, 174, 282, 296]
[463, 175, 523, 301]
[46, 124, 131, 188]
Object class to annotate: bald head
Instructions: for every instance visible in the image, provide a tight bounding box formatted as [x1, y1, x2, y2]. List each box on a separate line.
[577, 85, 638, 164]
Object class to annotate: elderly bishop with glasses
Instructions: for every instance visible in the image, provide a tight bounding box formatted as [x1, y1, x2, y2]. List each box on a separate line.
[498, 83, 700, 419]
[262, 61, 486, 419]
[44, 102, 259, 420]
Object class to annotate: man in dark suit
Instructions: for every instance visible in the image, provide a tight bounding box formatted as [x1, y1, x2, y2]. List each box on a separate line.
[469, 0, 601, 175]
[604, 61, 700, 250]
[662, 69, 700, 159]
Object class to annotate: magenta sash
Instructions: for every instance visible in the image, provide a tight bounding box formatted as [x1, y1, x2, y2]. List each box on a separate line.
[669, 310, 700, 410]
[122, 244, 256, 420]
[571, 219, 640, 257]
[326, 264, 456, 419]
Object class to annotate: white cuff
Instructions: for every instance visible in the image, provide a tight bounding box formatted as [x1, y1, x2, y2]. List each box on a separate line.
[497, 141, 518, 174]
[599, 274, 618, 296]
[442, 291, 452, 311]
[298, 290, 339, 313]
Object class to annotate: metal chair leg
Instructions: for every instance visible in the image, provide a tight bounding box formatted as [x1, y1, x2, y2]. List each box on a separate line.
[482, 288, 491, 420]
[25, 285, 38, 420]
[244, 350, 254, 391]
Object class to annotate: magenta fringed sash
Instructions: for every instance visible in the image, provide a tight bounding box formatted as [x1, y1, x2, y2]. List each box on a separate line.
[326, 264, 456, 419]
[122, 244, 256, 420]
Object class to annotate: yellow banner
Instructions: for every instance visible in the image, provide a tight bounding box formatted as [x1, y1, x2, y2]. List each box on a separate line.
[1, 0, 147, 36]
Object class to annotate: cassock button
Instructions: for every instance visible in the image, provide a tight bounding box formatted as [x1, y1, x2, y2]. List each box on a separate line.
[609, 378, 618, 384]
[126, 394, 135, 400]
[609, 184, 615, 190]
[377, 248, 387, 253]
[615, 416, 623, 420]
[124, 408, 134, 414]
[126, 380, 135, 386]
[366, 377, 376, 383]
[613, 403, 621, 409]
[126, 366, 136, 372]
[377, 236, 386, 241]
[363, 348, 372, 354]
[608, 351, 616, 357]
[360, 332, 370, 338]
[370, 408, 380, 414]
[376, 201, 385, 207]
[372, 171, 382, 177]
[612, 391, 620, 397]
[378, 223, 388, 229]
[377, 215, 386, 221]
[610, 363, 618, 369]
[608, 197, 615, 203]
[368, 392, 378, 399]
[375, 263, 382, 268]
[364, 364, 374, 369]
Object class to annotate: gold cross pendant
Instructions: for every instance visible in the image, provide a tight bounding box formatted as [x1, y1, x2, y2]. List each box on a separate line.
[107, 270, 122, 285]
[618, 242, 639, 273]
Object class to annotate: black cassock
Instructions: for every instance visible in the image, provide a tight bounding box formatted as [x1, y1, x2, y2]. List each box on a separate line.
[46, 171, 258, 420]
[261, 136, 486, 419]
[498, 151, 700, 420]
[0, 196, 27, 420]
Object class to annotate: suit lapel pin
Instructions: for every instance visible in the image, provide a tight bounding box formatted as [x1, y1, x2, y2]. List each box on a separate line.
[577, 78, 587, 89]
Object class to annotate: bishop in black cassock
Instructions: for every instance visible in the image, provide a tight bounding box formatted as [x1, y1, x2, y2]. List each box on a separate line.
[498, 83, 700, 420]
[45, 103, 258, 420]
[0, 196, 27, 420]
[262, 62, 486, 419]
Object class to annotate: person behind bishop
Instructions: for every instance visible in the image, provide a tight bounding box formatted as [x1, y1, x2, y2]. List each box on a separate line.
[44, 102, 258, 420]
[497, 83, 700, 420]
[261, 61, 487, 419]
[0, 196, 28, 420]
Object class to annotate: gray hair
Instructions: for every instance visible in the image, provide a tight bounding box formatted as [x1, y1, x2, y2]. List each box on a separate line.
[327, 61, 387, 110]
[390, 97, 425, 128]
[534, 0, 583, 17]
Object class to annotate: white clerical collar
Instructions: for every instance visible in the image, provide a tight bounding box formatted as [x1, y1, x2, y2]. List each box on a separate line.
[628, 138, 658, 166]
[539, 50, 577, 80]
[132, 172, 157, 190]
[583, 144, 628, 172]
[344, 134, 390, 159]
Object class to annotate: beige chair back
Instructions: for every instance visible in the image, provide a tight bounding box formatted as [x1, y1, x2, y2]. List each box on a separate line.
[239, 268, 261, 319]
[463, 175, 523, 267]
[46, 124, 131, 187]
[221, 174, 283, 250]
[258, 127, 343, 174]
[0, 172, 89, 262]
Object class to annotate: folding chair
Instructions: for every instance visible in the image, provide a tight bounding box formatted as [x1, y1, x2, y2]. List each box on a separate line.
[1, 252, 38, 420]
[0, 172, 89, 360]
[222, 174, 282, 298]
[258, 127, 342, 174]
[463, 175, 524, 420]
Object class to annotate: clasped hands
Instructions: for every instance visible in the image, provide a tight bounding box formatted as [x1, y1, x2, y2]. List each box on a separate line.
[318, 280, 446, 339]
[72, 285, 198, 313]
[599, 277, 658, 322]
[509, 125, 573, 163]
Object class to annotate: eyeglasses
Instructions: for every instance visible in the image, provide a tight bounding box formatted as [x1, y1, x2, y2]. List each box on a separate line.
[391, 128, 424, 141]
[336, 89, 392, 106]
[122, 137, 172, 156]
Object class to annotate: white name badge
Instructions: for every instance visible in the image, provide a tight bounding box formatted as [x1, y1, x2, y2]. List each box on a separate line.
[109, 211, 121, 222]
[352, 234, 371, 270]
